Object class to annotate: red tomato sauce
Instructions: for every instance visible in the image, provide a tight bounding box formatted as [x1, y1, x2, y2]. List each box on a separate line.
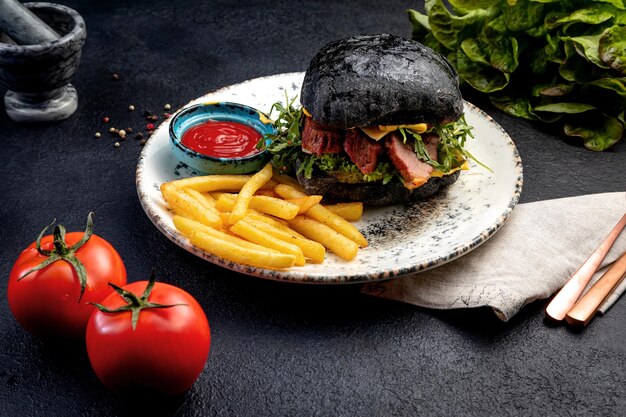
[181, 120, 262, 158]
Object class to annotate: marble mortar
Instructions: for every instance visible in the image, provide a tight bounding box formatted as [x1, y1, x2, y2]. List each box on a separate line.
[0, 2, 86, 123]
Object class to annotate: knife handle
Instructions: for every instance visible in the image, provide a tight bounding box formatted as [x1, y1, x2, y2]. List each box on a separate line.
[546, 212, 626, 322]
[565, 251, 626, 327]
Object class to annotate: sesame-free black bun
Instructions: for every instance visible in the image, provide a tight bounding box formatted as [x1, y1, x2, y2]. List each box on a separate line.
[301, 34, 463, 128]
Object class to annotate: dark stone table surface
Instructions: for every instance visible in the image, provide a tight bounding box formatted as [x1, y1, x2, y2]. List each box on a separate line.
[1, 1, 625, 416]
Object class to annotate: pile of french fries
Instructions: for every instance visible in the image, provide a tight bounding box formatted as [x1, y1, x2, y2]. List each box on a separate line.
[160, 163, 368, 269]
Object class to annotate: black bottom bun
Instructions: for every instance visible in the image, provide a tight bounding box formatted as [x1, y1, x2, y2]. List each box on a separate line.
[295, 166, 461, 206]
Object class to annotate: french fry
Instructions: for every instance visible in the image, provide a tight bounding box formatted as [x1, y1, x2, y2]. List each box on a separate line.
[324, 202, 363, 222]
[245, 217, 325, 263]
[308, 206, 368, 247]
[272, 172, 304, 191]
[188, 230, 296, 269]
[168, 175, 252, 192]
[230, 220, 305, 266]
[275, 184, 368, 247]
[212, 192, 237, 206]
[200, 192, 216, 203]
[173, 215, 279, 253]
[287, 195, 323, 214]
[183, 188, 219, 215]
[263, 179, 279, 190]
[254, 189, 279, 198]
[215, 194, 235, 212]
[163, 170, 368, 268]
[218, 212, 231, 225]
[161, 183, 222, 229]
[249, 195, 299, 219]
[287, 216, 359, 261]
[273, 184, 303, 200]
[245, 212, 290, 228]
[228, 163, 273, 225]
[216, 193, 299, 220]
[165, 175, 277, 193]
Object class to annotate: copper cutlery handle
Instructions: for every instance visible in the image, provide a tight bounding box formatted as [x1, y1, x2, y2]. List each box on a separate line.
[545, 212, 626, 322]
[565, 251, 626, 327]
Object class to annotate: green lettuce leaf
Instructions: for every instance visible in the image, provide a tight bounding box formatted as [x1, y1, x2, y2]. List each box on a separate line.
[533, 102, 596, 113]
[564, 113, 624, 150]
[456, 49, 510, 92]
[599, 25, 626, 73]
[593, 0, 625, 10]
[406, 1, 626, 150]
[490, 96, 540, 120]
[552, 4, 616, 27]
[425, 0, 493, 50]
[504, 0, 544, 31]
[561, 34, 611, 69]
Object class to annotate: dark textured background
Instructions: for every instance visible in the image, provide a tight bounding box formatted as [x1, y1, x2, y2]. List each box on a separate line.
[1, 1, 625, 416]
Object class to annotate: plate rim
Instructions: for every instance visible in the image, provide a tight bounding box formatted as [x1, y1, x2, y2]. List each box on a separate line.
[136, 72, 523, 284]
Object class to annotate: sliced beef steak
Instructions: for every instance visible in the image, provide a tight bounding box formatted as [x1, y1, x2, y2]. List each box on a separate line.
[301, 117, 343, 155]
[423, 133, 439, 161]
[385, 133, 433, 188]
[343, 129, 383, 174]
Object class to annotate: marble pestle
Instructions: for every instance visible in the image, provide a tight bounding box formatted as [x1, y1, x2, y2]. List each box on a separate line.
[0, 0, 60, 44]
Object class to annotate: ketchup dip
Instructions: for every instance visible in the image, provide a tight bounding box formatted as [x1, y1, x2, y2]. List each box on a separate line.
[181, 120, 262, 159]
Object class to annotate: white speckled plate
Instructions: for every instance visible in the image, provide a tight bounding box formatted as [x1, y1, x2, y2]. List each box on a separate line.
[136, 72, 523, 284]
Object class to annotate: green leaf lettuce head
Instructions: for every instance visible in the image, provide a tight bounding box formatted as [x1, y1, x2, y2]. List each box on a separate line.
[408, 0, 626, 150]
[258, 96, 485, 187]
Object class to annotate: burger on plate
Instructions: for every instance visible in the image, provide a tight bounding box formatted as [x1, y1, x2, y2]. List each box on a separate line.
[262, 33, 478, 205]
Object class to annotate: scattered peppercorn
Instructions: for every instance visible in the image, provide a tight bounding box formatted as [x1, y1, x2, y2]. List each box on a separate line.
[164, 104, 172, 110]
[163, 113, 172, 118]
[140, 140, 147, 146]
[109, 127, 116, 133]
[95, 132, 101, 138]
[102, 117, 110, 123]
[146, 123, 155, 130]
[143, 110, 152, 117]
[114, 142, 120, 148]
[149, 115, 158, 122]
[135, 133, 144, 139]
[112, 73, 120, 81]
[126, 127, 133, 133]
[128, 105, 135, 111]
[118, 129, 127, 139]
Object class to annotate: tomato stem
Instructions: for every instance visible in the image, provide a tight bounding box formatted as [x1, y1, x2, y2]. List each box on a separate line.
[91, 271, 188, 330]
[18, 213, 96, 303]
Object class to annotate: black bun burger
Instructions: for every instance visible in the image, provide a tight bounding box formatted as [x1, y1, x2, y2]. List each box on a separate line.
[262, 34, 477, 205]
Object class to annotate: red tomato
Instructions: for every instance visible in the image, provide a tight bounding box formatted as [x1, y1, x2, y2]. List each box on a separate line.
[86, 277, 211, 395]
[8, 216, 127, 340]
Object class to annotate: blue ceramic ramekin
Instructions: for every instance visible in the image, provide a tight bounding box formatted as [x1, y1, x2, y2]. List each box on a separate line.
[169, 102, 275, 174]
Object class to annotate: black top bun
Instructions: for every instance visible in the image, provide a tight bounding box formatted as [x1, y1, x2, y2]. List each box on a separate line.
[301, 33, 463, 128]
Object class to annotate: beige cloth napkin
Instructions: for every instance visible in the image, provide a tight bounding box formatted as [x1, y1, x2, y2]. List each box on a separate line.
[361, 192, 626, 321]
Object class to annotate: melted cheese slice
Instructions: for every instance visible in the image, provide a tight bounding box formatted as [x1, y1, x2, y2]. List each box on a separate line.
[430, 160, 470, 178]
[301, 108, 427, 140]
[360, 123, 428, 141]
